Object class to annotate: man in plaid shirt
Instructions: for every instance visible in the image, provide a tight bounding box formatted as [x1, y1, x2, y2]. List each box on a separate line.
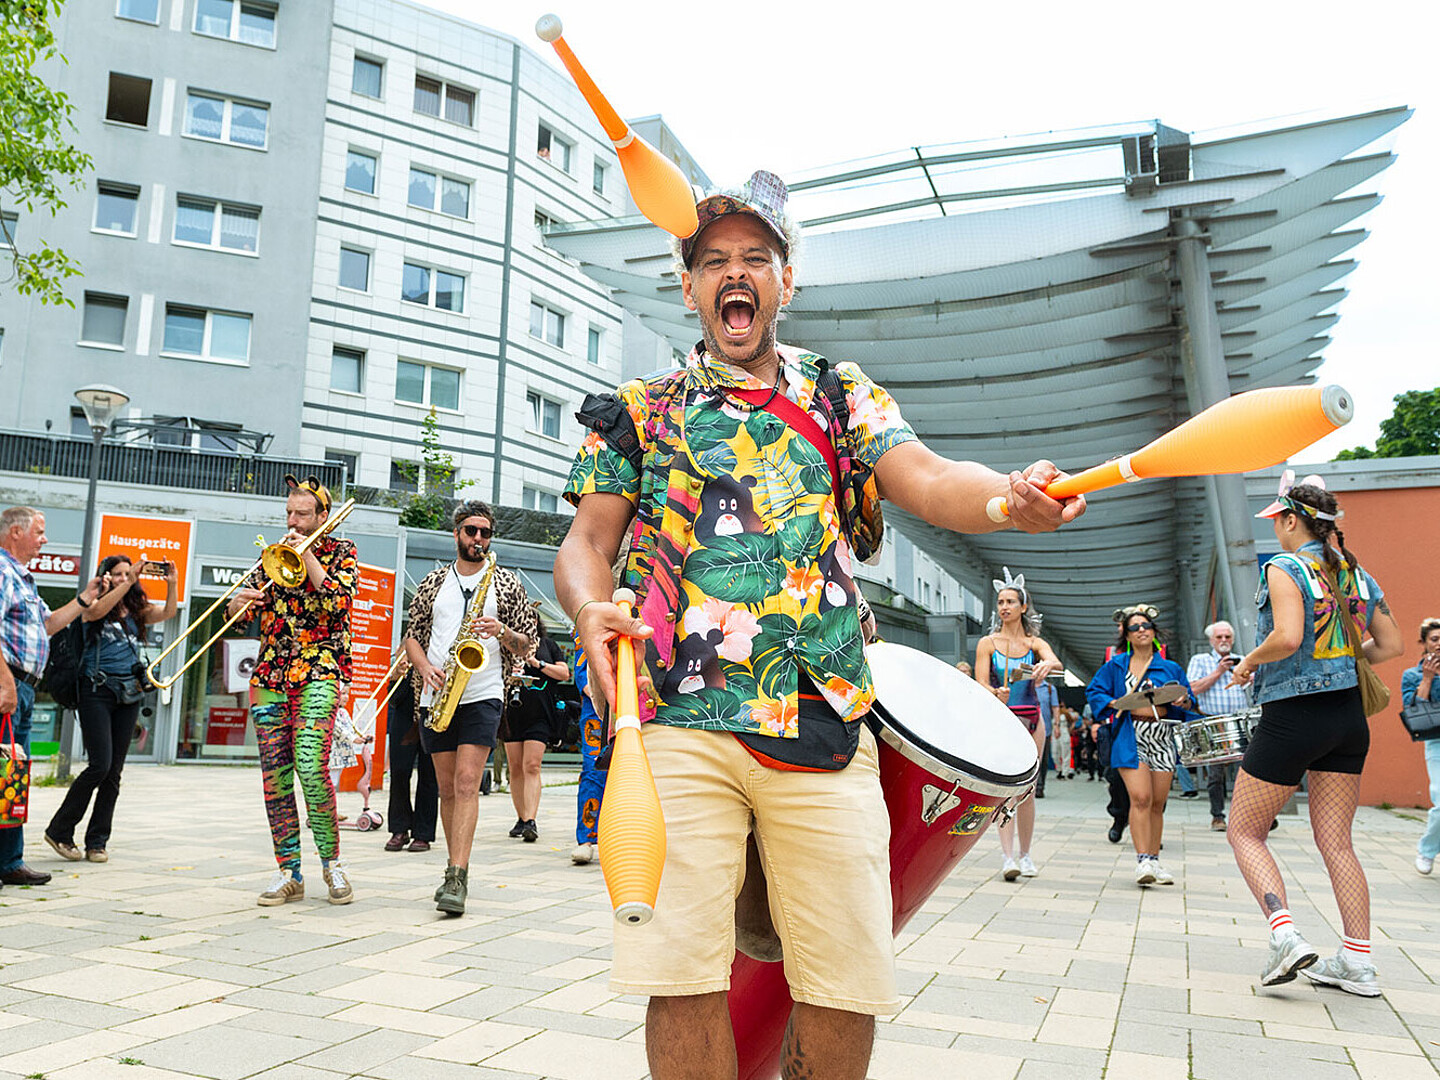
[1186, 621, 1251, 831]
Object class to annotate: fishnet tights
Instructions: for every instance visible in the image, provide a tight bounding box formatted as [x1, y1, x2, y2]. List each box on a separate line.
[1228, 768, 1369, 938]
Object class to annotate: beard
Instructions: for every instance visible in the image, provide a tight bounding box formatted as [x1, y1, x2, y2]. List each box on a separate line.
[697, 287, 782, 369]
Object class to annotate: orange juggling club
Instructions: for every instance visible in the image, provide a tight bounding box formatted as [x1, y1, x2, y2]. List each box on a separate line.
[596, 588, 667, 926]
[986, 384, 1354, 521]
[535, 14, 699, 240]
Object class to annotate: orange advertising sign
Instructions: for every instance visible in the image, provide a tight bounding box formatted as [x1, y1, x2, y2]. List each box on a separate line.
[96, 513, 196, 605]
[343, 562, 398, 792]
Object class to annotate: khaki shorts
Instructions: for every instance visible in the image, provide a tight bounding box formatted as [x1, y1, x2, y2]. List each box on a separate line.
[610, 722, 899, 1014]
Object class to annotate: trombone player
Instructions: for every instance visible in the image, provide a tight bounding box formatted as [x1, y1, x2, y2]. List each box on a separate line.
[404, 500, 535, 915]
[225, 476, 358, 906]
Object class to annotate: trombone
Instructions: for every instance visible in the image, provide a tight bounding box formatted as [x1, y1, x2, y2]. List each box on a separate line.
[146, 499, 358, 691]
[355, 653, 411, 722]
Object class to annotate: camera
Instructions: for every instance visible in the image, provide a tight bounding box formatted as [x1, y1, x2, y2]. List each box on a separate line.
[132, 661, 157, 692]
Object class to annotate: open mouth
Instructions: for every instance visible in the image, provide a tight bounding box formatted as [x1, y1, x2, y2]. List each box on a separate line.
[718, 289, 757, 339]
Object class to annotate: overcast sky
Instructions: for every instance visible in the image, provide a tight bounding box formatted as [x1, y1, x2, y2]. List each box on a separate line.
[419, 0, 1432, 460]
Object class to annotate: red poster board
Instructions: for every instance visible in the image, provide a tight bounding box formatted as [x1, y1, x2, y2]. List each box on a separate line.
[206, 707, 249, 746]
[342, 562, 396, 792]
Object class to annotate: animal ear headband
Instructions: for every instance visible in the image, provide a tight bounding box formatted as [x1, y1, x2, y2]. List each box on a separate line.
[283, 473, 330, 512]
[1112, 604, 1159, 624]
[992, 566, 1026, 600]
[1255, 469, 1338, 522]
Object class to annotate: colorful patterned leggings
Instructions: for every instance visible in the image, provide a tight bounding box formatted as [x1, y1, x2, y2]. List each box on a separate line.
[251, 682, 340, 873]
[575, 695, 608, 845]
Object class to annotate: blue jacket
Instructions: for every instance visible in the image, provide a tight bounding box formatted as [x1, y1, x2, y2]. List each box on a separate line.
[1085, 652, 1195, 770]
[1401, 662, 1434, 709]
[1253, 542, 1383, 705]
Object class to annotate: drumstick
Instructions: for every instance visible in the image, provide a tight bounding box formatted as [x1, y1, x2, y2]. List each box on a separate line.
[535, 14, 699, 239]
[985, 384, 1353, 521]
[596, 587, 667, 926]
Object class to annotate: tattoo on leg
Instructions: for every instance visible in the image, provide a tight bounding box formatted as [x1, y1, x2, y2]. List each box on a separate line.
[1264, 892, 1283, 913]
[780, 1013, 814, 1080]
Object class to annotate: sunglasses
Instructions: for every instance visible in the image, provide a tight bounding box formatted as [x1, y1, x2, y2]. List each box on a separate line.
[460, 525, 493, 539]
[1126, 621, 1156, 633]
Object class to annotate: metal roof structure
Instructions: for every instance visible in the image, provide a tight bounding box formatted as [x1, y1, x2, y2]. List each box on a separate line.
[546, 107, 1411, 673]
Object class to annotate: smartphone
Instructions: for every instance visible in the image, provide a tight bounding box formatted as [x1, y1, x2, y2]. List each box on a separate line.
[140, 560, 170, 575]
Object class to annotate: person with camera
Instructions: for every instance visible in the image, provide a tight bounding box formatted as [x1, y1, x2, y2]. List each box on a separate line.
[1405, 617, 1440, 876]
[44, 555, 176, 864]
[1185, 621, 1251, 832]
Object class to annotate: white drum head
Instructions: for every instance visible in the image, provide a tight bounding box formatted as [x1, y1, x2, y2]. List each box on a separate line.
[866, 642, 1038, 787]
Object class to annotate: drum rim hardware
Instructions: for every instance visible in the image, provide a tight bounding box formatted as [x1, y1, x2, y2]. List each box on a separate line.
[874, 715, 1038, 797]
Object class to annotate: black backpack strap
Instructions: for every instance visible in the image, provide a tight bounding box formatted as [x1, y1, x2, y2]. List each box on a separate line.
[575, 392, 643, 477]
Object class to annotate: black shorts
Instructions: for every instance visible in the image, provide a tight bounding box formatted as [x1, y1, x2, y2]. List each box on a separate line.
[1242, 686, 1369, 786]
[499, 696, 553, 745]
[418, 698, 502, 755]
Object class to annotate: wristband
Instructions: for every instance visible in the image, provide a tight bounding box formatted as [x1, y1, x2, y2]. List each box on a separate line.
[573, 599, 601, 625]
[76, 595, 90, 609]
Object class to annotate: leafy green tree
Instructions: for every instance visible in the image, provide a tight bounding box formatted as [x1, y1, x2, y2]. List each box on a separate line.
[1334, 387, 1440, 460]
[396, 409, 471, 530]
[1, 0, 93, 306]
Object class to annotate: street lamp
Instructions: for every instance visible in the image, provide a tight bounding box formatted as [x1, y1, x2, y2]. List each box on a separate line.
[61, 384, 129, 779]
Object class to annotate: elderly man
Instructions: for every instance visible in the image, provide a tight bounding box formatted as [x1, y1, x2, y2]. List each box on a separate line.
[0, 506, 99, 887]
[1186, 620, 1251, 830]
[556, 171, 1084, 1080]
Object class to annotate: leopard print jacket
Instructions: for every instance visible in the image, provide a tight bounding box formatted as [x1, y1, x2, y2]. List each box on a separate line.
[404, 561, 537, 703]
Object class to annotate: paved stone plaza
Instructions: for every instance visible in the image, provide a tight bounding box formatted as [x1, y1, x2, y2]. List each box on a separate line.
[1, 764, 1437, 1079]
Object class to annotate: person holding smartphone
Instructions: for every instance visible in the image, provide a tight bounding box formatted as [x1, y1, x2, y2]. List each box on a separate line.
[45, 555, 176, 863]
[1404, 617, 1440, 875]
[1185, 621, 1252, 831]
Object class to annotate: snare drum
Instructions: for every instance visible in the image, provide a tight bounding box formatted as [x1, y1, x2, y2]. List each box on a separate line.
[1178, 709, 1261, 767]
[728, 643, 1038, 1080]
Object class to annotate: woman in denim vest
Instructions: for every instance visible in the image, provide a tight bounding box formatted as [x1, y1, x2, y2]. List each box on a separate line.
[1227, 474, 1402, 995]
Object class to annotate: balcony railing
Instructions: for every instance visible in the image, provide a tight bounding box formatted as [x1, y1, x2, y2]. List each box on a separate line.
[0, 431, 345, 496]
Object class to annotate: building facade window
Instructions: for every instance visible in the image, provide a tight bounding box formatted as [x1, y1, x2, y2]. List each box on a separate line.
[351, 55, 383, 98]
[173, 197, 260, 253]
[401, 262, 464, 312]
[407, 168, 470, 218]
[106, 73, 152, 127]
[344, 149, 377, 194]
[389, 461, 418, 494]
[536, 123, 571, 171]
[80, 293, 128, 347]
[326, 450, 359, 482]
[593, 160, 607, 196]
[184, 92, 268, 149]
[413, 76, 474, 126]
[522, 487, 559, 513]
[526, 391, 561, 439]
[162, 305, 252, 364]
[529, 301, 564, 348]
[395, 360, 460, 411]
[338, 247, 370, 291]
[1, 212, 18, 249]
[93, 182, 140, 235]
[194, 0, 276, 48]
[587, 326, 602, 365]
[330, 346, 364, 393]
[116, 0, 160, 24]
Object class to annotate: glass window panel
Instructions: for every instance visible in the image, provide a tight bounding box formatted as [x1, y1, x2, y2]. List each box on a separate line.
[539, 491, 558, 512]
[194, 0, 233, 37]
[95, 184, 138, 233]
[338, 247, 369, 291]
[209, 312, 250, 360]
[593, 160, 606, 195]
[117, 0, 160, 23]
[352, 56, 382, 98]
[542, 399, 560, 438]
[407, 167, 436, 209]
[435, 272, 463, 312]
[228, 102, 267, 147]
[395, 360, 425, 403]
[163, 307, 206, 355]
[556, 139, 571, 172]
[345, 150, 376, 194]
[430, 368, 460, 411]
[547, 309, 564, 347]
[153, 419, 190, 447]
[529, 302, 544, 339]
[401, 263, 430, 305]
[237, 4, 275, 46]
[390, 461, 418, 493]
[414, 75, 440, 116]
[331, 347, 363, 392]
[82, 295, 127, 345]
[444, 86, 474, 126]
[0, 212, 15, 248]
[174, 198, 216, 244]
[440, 177, 469, 218]
[184, 93, 224, 139]
[199, 424, 241, 451]
[587, 326, 601, 364]
[219, 205, 259, 251]
[527, 392, 541, 429]
[537, 124, 552, 158]
[327, 451, 358, 480]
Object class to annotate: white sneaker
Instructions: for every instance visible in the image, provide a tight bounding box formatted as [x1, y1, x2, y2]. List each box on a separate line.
[1018, 854, 1038, 877]
[571, 843, 595, 865]
[322, 862, 354, 905]
[1416, 853, 1434, 875]
[1134, 859, 1157, 886]
[1303, 950, 1381, 997]
[257, 869, 304, 906]
[1261, 927, 1319, 986]
[1001, 857, 1020, 882]
[1151, 860, 1175, 885]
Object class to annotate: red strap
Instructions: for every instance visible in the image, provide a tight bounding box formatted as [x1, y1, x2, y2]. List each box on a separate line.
[729, 388, 843, 509]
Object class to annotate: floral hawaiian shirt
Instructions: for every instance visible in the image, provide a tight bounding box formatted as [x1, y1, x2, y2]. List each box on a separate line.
[564, 344, 915, 737]
[242, 536, 357, 689]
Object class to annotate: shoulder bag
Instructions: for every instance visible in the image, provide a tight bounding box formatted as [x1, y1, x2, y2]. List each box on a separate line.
[1317, 561, 1391, 718]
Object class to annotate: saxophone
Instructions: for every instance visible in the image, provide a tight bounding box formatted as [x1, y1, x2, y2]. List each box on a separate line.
[426, 554, 498, 733]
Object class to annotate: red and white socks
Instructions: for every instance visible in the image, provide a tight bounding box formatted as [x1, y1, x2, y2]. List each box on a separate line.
[1268, 909, 1294, 935]
[1341, 936, 1372, 963]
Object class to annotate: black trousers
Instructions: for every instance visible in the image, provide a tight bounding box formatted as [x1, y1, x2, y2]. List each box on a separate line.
[48, 682, 139, 850]
[1105, 767, 1131, 827]
[386, 687, 437, 842]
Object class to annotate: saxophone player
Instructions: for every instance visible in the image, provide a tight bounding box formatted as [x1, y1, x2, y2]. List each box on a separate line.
[404, 500, 536, 915]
